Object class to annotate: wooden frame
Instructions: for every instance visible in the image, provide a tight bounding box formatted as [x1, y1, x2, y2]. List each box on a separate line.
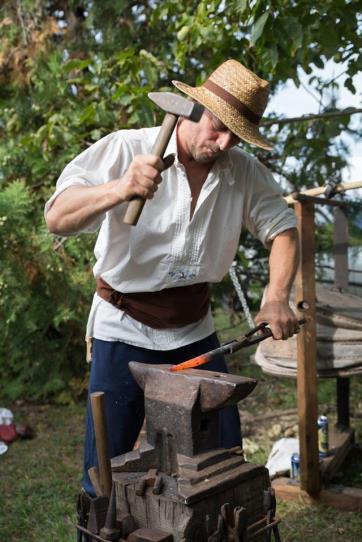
[272, 192, 362, 512]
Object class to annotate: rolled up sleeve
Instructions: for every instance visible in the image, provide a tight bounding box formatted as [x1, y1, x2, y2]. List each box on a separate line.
[44, 132, 131, 234]
[244, 159, 296, 247]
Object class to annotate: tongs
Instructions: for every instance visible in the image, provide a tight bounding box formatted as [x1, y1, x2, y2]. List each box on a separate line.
[170, 319, 306, 372]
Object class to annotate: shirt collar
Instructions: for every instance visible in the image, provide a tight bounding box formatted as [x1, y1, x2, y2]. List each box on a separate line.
[165, 127, 235, 185]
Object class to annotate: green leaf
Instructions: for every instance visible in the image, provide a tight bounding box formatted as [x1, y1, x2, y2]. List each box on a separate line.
[344, 77, 356, 94]
[236, 0, 248, 14]
[64, 59, 92, 73]
[78, 104, 97, 124]
[128, 111, 140, 124]
[177, 25, 191, 41]
[270, 44, 279, 68]
[42, 377, 66, 395]
[314, 56, 324, 69]
[250, 12, 269, 45]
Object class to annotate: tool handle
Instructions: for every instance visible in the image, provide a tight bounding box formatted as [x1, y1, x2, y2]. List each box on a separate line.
[87, 466, 103, 497]
[123, 113, 178, 226]
[90, 391, 112, 498]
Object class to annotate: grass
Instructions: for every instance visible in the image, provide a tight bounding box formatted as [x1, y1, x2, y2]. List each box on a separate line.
[0, 404, 84, 542]
[1, 311, 362, 541]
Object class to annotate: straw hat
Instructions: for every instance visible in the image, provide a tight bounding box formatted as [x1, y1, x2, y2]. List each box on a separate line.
[172, 59, 273, 150]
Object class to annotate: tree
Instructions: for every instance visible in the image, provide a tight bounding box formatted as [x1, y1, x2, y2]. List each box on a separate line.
[0, 0, 361, 401]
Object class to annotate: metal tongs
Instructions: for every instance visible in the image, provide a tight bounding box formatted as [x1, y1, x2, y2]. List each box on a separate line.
[170, 319, 306, 372]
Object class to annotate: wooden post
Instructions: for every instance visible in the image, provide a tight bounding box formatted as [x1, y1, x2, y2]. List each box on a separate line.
[333, 207, 349, 291]
[294, 200, 321, 495]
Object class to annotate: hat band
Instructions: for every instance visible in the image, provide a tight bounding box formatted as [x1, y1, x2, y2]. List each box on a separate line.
[203, 79, 261, 126]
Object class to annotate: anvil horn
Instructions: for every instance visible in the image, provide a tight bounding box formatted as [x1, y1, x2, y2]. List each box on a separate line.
[129, 361, 149, 390]
[199, 373, 257, 411]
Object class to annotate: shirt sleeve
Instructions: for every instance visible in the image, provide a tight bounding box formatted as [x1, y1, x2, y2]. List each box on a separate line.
[44, 132, 132, 234]
[243, 158, 297, 247]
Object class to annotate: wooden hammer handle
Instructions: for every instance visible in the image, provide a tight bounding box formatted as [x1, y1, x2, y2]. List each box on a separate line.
[123, 112, 178, 226]
[90, 391, 112, 498]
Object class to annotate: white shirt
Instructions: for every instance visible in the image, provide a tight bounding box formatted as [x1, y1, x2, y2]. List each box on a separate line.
[45, 127, 296, 350]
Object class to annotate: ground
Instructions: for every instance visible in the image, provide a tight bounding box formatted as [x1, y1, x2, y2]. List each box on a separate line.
[1, 312, 362, 541]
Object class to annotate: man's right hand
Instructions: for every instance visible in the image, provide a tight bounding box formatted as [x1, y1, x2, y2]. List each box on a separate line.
[45, 154, 174, 236]
[116, 154, 172, 202]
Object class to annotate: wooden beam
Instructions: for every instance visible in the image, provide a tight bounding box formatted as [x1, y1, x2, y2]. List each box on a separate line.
[294, 200, 321, 495]
[272, 478, 362, 512]
[319, 426, 354, 481]
[291, 193, 347, 207]
[284, 180, 362, 204]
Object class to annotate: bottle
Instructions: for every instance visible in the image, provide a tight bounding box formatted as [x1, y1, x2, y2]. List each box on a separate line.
[290, 452, 300, 481]
[318, 415, 329, 457]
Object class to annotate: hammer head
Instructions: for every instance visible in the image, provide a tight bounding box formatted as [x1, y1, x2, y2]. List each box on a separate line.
[148, 92, 204, 122]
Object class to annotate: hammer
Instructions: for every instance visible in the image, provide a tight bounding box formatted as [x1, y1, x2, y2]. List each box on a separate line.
[123, 92, 204, 226]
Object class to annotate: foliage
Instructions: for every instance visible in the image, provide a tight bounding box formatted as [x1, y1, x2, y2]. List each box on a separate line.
[0, 180, 93, 401]
[0, 0, 361, 401]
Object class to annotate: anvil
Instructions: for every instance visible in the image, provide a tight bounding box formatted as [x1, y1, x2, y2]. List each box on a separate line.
[109, 364, 269, 539]
[129, 363, 257, 474]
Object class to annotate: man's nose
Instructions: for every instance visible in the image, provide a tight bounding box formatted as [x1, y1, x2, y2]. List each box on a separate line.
[217, 131, 237, 151]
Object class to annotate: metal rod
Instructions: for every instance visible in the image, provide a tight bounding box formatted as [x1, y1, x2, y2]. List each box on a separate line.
[170, 324, 273, 372]
[246, 516, 267, 530]
[247, 518, 281, 537]
[77, 525, 120, 542]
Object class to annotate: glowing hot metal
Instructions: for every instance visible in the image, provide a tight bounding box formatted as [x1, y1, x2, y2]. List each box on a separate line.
[170, 319, 306, 372]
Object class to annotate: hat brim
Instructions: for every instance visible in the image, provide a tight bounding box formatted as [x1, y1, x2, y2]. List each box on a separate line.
[172, 80, 273, 151]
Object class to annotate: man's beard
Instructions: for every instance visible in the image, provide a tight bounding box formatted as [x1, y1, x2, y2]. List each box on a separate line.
[191, 144, 223, 163]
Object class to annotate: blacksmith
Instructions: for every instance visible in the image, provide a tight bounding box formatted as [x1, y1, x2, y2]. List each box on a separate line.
[44, 59, 299, 496]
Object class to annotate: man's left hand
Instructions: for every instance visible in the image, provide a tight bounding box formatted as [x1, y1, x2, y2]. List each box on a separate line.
[254, 300, 299, 340]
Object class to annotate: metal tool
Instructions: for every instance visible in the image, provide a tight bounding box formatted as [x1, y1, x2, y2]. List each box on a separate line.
[99, 484, 121, 541]
[263, 488, 282, 542]
[123, 92, 204, 226]
[110, 362, 270, 537]
[170, 319, 307, 372]
[127, 362, 257, 473]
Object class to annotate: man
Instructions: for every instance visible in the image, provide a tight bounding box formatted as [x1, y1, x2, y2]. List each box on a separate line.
[45, 59, 299, 496]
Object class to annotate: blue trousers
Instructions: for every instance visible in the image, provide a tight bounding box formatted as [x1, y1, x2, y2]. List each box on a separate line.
[82, 333, 242, 495]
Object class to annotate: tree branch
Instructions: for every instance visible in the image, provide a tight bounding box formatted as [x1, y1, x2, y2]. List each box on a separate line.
[262, 108, 362, 127]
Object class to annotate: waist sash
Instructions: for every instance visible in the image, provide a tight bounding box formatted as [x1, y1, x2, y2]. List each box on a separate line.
[96, 277, 210, 329]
